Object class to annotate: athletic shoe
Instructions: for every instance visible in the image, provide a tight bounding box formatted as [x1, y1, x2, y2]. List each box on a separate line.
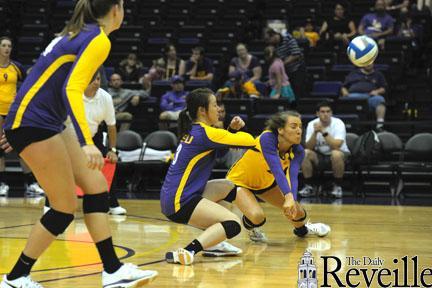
[248, 228, 268, 243]
[43, 206, 50, 215]
[202, 241, 242, 257]
[109, 206, 127, 215]
[298, 184, 316, 197]
[102, 263, 158, 288]
[1, 275, 43, 288]
[0, 182, 9, 197]
[165, 248, 194, 265]
[329, 185, 343, 198]
[26, 183, 45, 195]
[305, 221, 331, 237]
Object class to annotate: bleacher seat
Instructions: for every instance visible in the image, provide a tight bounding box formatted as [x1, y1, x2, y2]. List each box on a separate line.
[310, 81, 342, 99]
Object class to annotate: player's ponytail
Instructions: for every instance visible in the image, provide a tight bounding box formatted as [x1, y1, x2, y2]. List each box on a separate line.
[177, 88, 213, 139]
[265, 111, 301, 133]
[60, 0, 120, 38]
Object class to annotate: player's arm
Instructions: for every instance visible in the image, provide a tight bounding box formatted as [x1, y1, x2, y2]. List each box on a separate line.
[64, 32, 111, 146]
[203, 125, 255, 149]
[260, 132, 294, 197]
[286, 145, 305, 200]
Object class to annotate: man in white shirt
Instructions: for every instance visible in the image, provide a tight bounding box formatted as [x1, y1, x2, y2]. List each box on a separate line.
[300, 101, 350, 198]
[45, 72, 126, 215]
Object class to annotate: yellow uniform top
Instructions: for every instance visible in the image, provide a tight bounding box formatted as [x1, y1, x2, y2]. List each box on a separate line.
[0, 61, 25, 116]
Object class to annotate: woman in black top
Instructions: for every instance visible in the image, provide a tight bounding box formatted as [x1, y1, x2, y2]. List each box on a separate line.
[319, 3, 357, 45]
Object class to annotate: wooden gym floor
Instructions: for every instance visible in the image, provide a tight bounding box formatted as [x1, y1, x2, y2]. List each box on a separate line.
[1, 198, 431, 287]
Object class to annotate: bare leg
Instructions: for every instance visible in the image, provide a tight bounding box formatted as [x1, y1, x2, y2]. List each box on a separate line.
[330, 150, 345, 179]
[301, 149, 318, 179]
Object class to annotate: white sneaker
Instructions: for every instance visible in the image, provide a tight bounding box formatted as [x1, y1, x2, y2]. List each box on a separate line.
[202, 241, 242, 257]
[43, 206, 50, 215]
[0, 182, 9, 196]
[298, 184, 316, 197]
[165, 248, 194, 265]
[109, 206, 127, 215]
[1, 275, 43, 288]
[248, 228, 268, 243]
[305, 221, 331, 237]
[330, 185, 343, 198]
[102, 263, 158, 288]
[26, 183, 45, 195]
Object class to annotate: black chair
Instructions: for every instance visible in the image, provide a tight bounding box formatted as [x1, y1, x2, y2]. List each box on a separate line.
[133, 131, 178, 193]
[397, 133, 432, 197]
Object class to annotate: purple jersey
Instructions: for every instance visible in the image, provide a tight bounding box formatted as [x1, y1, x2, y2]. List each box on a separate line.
[160, 122, 256, 216]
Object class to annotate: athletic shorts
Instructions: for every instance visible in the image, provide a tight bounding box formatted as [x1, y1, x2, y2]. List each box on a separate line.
[5, 127, 59, 155]
[166, 196, 203, 224]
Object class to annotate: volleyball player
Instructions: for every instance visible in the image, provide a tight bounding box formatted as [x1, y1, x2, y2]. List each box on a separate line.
[161, 88, 256, 265]
[0, 1, 157, 287]
[0, 36, 44, 196]
[204, 111, 331, 242]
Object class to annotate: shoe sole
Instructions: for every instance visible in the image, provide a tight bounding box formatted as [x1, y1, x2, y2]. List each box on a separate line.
[104, 272, 158, 288]
[202, 251, 241, 257]
[178, 251, 193, 265]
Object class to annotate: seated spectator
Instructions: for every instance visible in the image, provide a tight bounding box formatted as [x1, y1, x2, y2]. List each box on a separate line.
[396, 12, 421, 39]
[263, 46, 295, 102]
[386, 0, 410, 13]
[185, 46, 214, 81]
[108, 73, 149, 130]
[216, 71, 260, 99]
[117, 53, 143, 83]
[142, 44, 186, 90]
[299, 101, 350, 198]
[319, 3, 357, 45]
[214, 102, 246, 168]
[359, 0, 395, 48]
[297, 19, 320, 47]
[229, 43, 262, 83]
[341, 64, 387, 130]
[159, 76, 188, 121]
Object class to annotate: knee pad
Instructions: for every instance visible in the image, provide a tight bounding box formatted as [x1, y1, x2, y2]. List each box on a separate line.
[221, 220, 241, 239]
[223, 187, 237, 203]
[242, 215, 266, 230]
[292, 208, 307, 222]
[83, 192, 109, 214]
[293, 225, 308, 237]
[0, 149, 4, 157]
[40, 208, 74, 236]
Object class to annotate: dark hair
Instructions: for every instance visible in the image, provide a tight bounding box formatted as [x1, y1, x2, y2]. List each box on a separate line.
[265, 28, 278, 37]
[316, 101, 332, 112]
[192, 46, 205, 55]
[265, 111, 301, 133]
[264, 45, 278, 62]
[59, 0, 121, 38]
[0, 36, 12, 46]
[178, 88, 214, 138]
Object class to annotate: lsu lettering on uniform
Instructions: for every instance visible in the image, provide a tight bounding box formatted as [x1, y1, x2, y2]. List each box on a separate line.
[0, 61, 25, 116]
[4, 24, 111, 146]
[160, 122, 256, 217]
[227, 130, 305, 199]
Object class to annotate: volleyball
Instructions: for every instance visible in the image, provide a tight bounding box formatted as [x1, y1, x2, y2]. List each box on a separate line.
[347, 35, 379, 67]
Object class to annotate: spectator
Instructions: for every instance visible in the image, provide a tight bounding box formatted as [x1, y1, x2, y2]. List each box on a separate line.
[108, 73, 148, 131]
[0, 36, 44, 196]
[386, 0, 410, 13]
[264, 46, 295, 102]
[396, 12, 421, 39]
[117, 53, 143, 83]
[214, 102, 246, 168]
[185, 46, 214, 81]
[142, 44, 186, 90]
[299, 101, 350, 198]
[359, 0, 395, 48]
[229, 43, 262, 83]
[159, 76, 188, 121]
[265, 28, 307, 102]
[216, 70, 260, 99]
[299, 19, 321, 47]
[319, 3, 357, 45]
[44, 72, 126, 215]
[341, 64, 387, 130]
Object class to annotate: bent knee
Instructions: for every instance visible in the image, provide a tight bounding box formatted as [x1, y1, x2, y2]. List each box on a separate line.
[331, 150, 344, 161]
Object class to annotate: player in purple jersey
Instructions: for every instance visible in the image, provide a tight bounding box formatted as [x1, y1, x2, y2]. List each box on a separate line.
[161, 88, 256, 265]
[0, 1, 157, 287]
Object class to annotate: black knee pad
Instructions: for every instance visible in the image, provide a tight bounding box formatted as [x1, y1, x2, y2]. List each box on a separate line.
[83, 192, 109, 214]
[223, 187, 237, 203]
[242, 215, 266, 230]
[0, 149, 4, 157]
[293, 225, 308, 237]
[221, 220, 241, 239]
[292, 209, 307, 222]
[40, 208, 74, 236]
